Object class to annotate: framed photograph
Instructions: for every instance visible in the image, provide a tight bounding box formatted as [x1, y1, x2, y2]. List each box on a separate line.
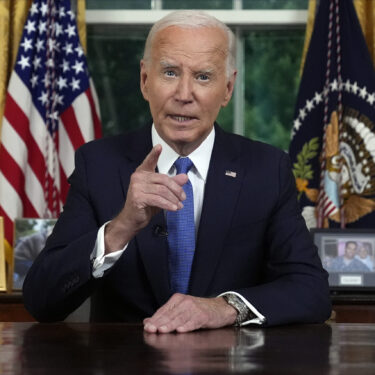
[0, 217, 6, 292]
[13, 218, 56, 291]
[311, 229, 375, 291]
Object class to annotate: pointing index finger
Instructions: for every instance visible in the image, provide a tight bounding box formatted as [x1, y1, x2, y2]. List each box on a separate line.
[137, 144, 162, 172]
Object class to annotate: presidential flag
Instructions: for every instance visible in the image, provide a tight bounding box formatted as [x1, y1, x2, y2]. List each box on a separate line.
[0, 0, 102, 245]
[289, 0, 375, 229]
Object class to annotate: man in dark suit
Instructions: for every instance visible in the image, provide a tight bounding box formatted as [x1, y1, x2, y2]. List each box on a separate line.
[23, 10, 331, 332]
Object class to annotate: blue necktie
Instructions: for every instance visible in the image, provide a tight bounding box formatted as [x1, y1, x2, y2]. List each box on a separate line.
[167, 157, 195, 294]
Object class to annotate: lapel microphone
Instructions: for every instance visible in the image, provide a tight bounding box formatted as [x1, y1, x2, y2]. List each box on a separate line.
[153, 225, 168, 237]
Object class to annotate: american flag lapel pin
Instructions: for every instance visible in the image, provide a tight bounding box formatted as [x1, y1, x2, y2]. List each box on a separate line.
[225, 170, 237, 178]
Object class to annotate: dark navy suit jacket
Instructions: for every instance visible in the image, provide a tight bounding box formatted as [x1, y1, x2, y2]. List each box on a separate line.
[23, 124, 331, 325]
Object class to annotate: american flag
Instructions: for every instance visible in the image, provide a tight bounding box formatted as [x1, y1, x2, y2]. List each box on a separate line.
[0, 0, 102, 245]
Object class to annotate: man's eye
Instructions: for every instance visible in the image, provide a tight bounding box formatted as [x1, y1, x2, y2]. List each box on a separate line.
[164, 70, 176, 77]
[197, 74, 209, 81]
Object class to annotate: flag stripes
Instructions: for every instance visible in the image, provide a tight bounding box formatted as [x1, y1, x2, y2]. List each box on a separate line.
[0, 0, 102, 244]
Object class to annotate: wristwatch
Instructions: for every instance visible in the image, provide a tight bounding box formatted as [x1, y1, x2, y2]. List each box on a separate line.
[222, 294, 254, 326]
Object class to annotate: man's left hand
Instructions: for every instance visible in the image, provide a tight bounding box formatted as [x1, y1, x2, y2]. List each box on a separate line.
[143, 294, 237, 333]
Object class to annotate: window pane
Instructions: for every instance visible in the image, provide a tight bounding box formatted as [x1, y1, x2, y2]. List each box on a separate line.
[87, 26, 150, 136]
[163, 0, 232, 9]
[87, 25, 304, 149]
[244, 29, 305, 150]
[243, 0, 308, 9]
[86, 0, 151, 9]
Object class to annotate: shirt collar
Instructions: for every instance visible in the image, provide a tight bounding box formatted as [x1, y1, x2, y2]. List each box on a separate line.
[151, 124, 215, 181]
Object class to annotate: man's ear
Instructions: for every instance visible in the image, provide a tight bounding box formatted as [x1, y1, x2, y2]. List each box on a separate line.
[140, 60, 149, 101]
[221, 70, 237, 107]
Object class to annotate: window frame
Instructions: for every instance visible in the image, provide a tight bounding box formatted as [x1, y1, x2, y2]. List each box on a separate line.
[86, 8, 307, 136]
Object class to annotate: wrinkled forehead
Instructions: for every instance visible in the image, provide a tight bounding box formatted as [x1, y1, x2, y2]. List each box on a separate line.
[151, 26, 228, 61]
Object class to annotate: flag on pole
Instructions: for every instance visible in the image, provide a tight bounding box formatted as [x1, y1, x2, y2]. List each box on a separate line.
[0, 0, 102, 245]
[289, 0, 375, 229]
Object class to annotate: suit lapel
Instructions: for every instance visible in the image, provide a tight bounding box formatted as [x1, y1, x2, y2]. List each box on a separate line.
[119, 125, 171, 305]
[136, 213, 171, 305]
[189, 126, 244, 296]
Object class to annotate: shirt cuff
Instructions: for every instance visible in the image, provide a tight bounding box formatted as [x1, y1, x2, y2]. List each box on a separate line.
[218, 291, 266, 326]
[90, 221, 128, 278]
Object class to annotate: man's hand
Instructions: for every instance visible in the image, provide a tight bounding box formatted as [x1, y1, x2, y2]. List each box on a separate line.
[104, 145, 188, 253]
[143, 294, 238, 333]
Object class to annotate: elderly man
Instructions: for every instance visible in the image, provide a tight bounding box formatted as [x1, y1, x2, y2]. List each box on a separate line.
[23, 10, 331, 332]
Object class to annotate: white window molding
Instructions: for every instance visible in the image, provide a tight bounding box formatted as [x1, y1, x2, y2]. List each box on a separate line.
[86, 10, 308, 27]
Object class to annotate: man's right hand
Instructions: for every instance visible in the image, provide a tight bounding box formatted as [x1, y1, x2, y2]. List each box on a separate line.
[104, 144, 188, 253]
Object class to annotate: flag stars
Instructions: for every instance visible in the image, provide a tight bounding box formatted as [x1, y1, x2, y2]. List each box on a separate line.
[57, 76, 68, 90]
[60, 59, 70, 72]
[30, 74, 38, 88]
[38, 21, 47, 34]
[65, 24, 76, 38]
[33, 56, 41, 70]
[53, 93, 64, 106]
[344, 79, 351, 92]
[30, 3, 39, 15]
[48, 111, 59, 121]
[40, 3, 48, 16]
[38, 91, 48, 105]
[299, 108, 306, 120]
[59, 6, 66, 18]
[75, 45, 84, 57]
[293, 118, 302, 131]
[367, 92, 375, 105]
[314, 91, 323, 104]
[43, 73, 51, 87]
[67, 10, 75, 20]
[351, 81, 359, 94]
[63, 42, 73, 54]
[70, 77, 80, 91]
[36, 38, 44, 52]
[17, 55, 30, 70]
[305, 99, 314, 112]
[47, 38, 60, 52]
[359, 86, 368, 99]
[24, 20, 36, 34]
[21, 37, 33, 52]
[330, 79, 338, 91]
[46, 58, 55, 68]
[54, 22, 63, 37]
[72, 60, 84, 75]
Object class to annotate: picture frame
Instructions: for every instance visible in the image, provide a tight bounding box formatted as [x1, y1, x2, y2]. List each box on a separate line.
[0, 217, 6, 292]
[13, 218, 57, 291]
[311, 228, 375, 291]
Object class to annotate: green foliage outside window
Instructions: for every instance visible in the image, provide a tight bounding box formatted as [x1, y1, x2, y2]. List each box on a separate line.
[87, 26, 305, 150]
[244, 30, 305, 150]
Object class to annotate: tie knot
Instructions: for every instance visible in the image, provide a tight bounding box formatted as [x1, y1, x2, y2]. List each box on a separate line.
[174, 157, 193, 174]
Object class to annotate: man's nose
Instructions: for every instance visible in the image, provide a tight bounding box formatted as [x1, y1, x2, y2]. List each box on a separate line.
[175, 76, 193, 103]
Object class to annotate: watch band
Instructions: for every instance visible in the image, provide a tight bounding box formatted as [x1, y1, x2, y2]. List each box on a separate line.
[222, 294, 255, 325]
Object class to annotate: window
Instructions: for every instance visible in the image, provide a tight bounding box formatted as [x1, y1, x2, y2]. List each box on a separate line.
[86, 0, 308, 150]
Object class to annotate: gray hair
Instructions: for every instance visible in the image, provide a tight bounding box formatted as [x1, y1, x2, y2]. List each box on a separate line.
[143, 10, 236, 77]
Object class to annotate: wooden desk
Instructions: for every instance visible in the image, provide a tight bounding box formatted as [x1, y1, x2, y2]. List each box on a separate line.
[0, 322, 374, 374]
[2, 292, 375, 323]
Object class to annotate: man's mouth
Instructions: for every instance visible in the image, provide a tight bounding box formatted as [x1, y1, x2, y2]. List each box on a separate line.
[169, 115, 197, 122]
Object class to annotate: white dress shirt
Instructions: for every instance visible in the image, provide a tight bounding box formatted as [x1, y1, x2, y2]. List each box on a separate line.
[90, 124, 265, 326]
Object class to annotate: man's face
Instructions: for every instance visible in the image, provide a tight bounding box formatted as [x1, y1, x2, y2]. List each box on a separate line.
[358, 246, 369, 259]
[140, 26, 236, 155]
[345, 242, 357, 259]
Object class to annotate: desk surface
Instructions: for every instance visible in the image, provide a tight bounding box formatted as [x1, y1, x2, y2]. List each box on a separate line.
[0, 322, 374, 374]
